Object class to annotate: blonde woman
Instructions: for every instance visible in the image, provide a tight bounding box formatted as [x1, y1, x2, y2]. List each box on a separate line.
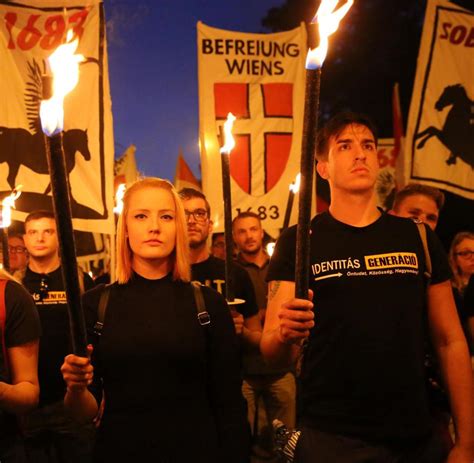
[449, 231, 474, 353]
[61, 178, 249, 462]
[0, 268, 40, 462]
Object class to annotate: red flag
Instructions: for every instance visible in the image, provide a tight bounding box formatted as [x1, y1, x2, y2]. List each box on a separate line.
[174, 150, 201, 191]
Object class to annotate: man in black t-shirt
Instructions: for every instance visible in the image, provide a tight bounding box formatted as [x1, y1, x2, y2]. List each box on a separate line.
[261, 112, 474, 463]
[179, 188, 261, 350]
[21, 210, 94, 463]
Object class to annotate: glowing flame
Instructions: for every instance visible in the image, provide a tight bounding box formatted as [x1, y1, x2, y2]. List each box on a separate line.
[266, 242, 276, 257]
[40, 30, 85, 136]
[114, 184, 126, 215]
[1, 186, 22, 228]
[289, 173, 301, 194]
[220, 113, 236, 155]
[306, 0, 354, 69]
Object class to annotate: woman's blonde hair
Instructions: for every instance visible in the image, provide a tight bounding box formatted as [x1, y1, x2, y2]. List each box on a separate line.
[449, 231, 474, 293]
[116, 177, 190, 284]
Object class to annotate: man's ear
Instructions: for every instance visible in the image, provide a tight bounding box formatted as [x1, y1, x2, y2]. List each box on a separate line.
[208, 219, 213, 235]
[316, 160, 329, 180]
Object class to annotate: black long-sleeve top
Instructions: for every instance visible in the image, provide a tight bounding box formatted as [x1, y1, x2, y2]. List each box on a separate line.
[83, 273, 250, 462]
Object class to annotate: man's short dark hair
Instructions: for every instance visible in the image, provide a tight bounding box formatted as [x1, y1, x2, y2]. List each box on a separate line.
[25, 210, 55, 226]
[232, 211, 261, 230]
[178, 188, 211, 215]
[316, 111, 378, 161]
[392, 183, 445, 212]
[211, 232, 224, 245]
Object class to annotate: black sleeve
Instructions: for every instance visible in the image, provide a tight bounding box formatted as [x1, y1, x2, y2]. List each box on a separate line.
[83, 273, 95, 291]
[266, 225, 297, 283]
[5, 280, 41, 347]
[203, 287, 250, 462]
[464, 275, 474, 317]
[81, 284, 106, 406]
[425, 226, 452, 285]
[233, 265, 258, 319]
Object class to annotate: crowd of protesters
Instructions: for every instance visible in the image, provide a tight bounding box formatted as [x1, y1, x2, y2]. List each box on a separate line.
[0, 112, 472, 463]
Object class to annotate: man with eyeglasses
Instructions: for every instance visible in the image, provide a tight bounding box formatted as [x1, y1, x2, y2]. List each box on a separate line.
[21, 210, 95, 463]
[7, 233, 28, 274]
[178, 188, 262, 349]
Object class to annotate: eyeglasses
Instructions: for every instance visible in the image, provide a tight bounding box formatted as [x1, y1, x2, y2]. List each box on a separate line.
[184, 209, 208, 223]
[455, 250, 474, 258]
[8, 246, 27, 254]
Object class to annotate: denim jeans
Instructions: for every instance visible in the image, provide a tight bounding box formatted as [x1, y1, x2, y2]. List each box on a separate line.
[23, 400, 95, 463]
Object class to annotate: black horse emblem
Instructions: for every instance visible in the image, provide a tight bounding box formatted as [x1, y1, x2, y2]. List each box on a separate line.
[0, 60, 91, 199]
[415, 84, 474, 168]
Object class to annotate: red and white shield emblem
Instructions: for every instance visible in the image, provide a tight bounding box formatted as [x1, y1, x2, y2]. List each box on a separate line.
[214, 82, 293, 197]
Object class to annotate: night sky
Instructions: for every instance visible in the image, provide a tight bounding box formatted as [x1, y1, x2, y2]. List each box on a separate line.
[105, 0, 281, 182]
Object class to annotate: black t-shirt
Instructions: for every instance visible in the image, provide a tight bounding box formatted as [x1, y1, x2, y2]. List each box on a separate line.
[22, 266, 94, 405]
[267, 212, 451, 442]
[83, 273, 249, 462]
[192, 255, 258, 319]
[0, 279, 41, 438]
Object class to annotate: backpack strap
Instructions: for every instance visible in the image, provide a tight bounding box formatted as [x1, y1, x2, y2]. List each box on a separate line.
[0, 279, 9, 379]
[191, 281, 211, 327]
[415, 220, 432, 281]
[94, 284, 111, 336]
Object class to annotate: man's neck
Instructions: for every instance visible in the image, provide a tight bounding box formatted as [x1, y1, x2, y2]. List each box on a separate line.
[189, 243, 210, 265]
[28, 255, 61, 274]
[329, 189, 381, 227]
[239, 249, 268, 268]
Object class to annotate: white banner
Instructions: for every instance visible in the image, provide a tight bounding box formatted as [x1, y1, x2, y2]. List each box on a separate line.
[0, 0, 115, 232]
[197, 22, 308, 236]
[405, 0, 473, 199]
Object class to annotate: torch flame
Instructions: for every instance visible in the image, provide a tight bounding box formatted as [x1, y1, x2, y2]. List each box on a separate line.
[306, 0, 354, 70]
[220, 113, 236, 155]
[289, 173, 301, 193]
[40, 30, 85, 136]
[266, 242, 276, 257]
[114, 184, 126, 215]
[1, 185, 22, 228]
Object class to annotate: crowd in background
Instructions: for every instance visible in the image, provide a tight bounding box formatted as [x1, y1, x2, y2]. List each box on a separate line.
[0, 113, 472, 463]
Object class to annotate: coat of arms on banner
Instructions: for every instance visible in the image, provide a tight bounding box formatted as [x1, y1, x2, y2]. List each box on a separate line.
[0, 0, 114, 233]
[198, 22, 308, 235]
[215, 82, 293, 197]
[405, 0, 473, 200]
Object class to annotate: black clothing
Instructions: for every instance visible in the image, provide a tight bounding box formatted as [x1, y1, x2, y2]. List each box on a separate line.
[84, 273, 250, 462]
[23, 266, 94, 405]
[192, 255, 258, 319]
[0, 280, 40, 453]
[267, 212, 451, 442]
[453, 274, 474, 353]
[294, 425, 449, 463]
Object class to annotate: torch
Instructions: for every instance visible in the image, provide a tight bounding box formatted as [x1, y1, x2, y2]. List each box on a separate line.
[295, 0, 353, 299]
[282, 174, 301, 230]
[113, 183, 126, 215]
[0, 186, 22, 271]
[40, 31, 88, 356]
[220, 113, 237, 302]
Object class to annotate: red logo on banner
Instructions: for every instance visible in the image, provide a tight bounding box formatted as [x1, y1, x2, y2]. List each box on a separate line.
[214, 82, 293, 196]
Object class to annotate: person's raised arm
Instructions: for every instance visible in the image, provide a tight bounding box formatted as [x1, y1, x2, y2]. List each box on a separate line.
[260, 280, 313, 367]
[427, 280, 474, 462]
[0, 340, 39, 414]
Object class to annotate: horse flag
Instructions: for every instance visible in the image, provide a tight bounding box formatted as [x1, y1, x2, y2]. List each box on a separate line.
[197, 22, 308, 236]
[0, 0, 114, 233]
[405, 0, 473, 200]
